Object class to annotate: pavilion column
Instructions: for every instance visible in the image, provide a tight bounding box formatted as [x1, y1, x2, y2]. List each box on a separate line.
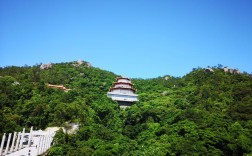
[0, 133, 6, 156]
[9, 132, 17, 153]
[14, 132, 21, 151]
[18, 128, 25, 150]
[28, 127, 33, 147]
[4, 133, 12, 155]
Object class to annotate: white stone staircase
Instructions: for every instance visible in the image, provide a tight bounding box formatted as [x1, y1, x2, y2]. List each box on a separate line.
[0, 127, 55, 156]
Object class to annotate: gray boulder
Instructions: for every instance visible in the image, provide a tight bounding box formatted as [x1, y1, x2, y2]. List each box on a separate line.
[161, 91, 168, 96]
[224, 67, 229, 72]
[234, 69, 241, 74]
[229, 69, 234, 74]
[86, 62, 92, 68]
[164, 76, 169, 80]
[77, 60, 84, 65]
[12, 81, 20, 86]
[205, 68, 214, 73]
[40, 63, 52, 70]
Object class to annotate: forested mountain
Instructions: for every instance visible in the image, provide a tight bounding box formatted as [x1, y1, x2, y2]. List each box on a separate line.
[0, 61, 252, 155]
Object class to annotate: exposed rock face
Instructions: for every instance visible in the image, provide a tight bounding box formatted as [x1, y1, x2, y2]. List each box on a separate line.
[205, 68, 214, 73]
[161, 91, 168, 96]
[73, 60, 92, 68]
[234, 69, 241, 74]
[77, 60, 84, 65]
[40, 63, 52, 70]
[86, 62, 92, 68]
[224, 67, 241, 74]
[229, 69, 234, 74]
[12, 81, 20, 86]
[165, 76, 170, 80]
[64, 123, 80, 134]
[45, 123, 79, 134]
[224, 67, 229, 72]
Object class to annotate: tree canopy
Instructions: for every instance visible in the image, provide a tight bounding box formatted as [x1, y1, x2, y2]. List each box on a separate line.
[0, 62, 251, 155]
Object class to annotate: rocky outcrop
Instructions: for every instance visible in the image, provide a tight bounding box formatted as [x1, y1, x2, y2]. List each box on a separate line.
[234, 69, 241, 74]
[205, 68, 214, 73]
[73, 60, 92, 68]
[12, 81, 20, 86]
[164, 76, 170, 80]
[161, 91, 168, 96]
[40, 63, 52, 70]
[223, 67, 229, 73]
[45, 123, 79, 134]
[77, 60, 84, 65]
[63, 123, 80, 134]
[223, 67, 241, 74]
[86, 62, 92, 68]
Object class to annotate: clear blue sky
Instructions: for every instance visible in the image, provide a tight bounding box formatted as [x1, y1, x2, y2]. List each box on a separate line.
[1, 0, 252, 78]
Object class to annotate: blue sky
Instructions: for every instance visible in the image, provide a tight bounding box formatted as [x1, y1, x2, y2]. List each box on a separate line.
[0, 0, 252, 78]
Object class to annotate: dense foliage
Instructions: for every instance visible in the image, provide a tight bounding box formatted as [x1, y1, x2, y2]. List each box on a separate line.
[0, 61, 252, 155]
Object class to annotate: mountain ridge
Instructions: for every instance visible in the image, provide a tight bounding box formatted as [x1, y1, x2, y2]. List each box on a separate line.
[0, 60, 252, 155]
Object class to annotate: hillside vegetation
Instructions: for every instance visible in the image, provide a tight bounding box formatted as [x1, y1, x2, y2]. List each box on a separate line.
[0, 61, 252, 155]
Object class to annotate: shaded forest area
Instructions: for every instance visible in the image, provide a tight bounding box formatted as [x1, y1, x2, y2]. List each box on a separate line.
[0, 61, 252, 155]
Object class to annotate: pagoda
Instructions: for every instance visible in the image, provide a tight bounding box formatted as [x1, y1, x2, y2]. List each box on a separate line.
[107, 77, 138, 108]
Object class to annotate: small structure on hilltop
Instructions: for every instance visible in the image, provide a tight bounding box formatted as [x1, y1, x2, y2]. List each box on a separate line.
[107, 77, 138, 108]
